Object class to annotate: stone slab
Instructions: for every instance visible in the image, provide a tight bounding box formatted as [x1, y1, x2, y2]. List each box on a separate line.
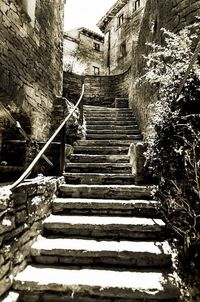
[30, 236, 172, 268]
[53, 197, 158, 217]
[65, 163, 132, 174]
[86, 134, 142, 140]
[59, 184, 151, 199]
[13, 265, 180, 300]
[70, 155, 130, 163]
[43, 215, 165, 240]
[73, 146, 129, 155]
[63, 172, 135, 185]
[75, 140, 139, 146]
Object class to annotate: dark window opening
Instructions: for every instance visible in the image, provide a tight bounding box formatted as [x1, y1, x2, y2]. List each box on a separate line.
[93, 42, 100, 51]
[93, 66, 100, 75]
[118, 14, 124, 26]
[135, 0, 140, 10]
[120, 42, 126, 57]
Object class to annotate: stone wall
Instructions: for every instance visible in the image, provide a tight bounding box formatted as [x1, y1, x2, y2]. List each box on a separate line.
[129, 0, 200, 136]
[63, 68, 131, 107]
[0, 177, 61, 298]
[0, 0, 65, 141]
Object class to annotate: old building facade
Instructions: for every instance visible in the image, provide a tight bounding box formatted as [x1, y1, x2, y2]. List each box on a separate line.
[97, 0, 146, 75]
[63, 27, 104, 75]
[0, 0, 65, 178]
[0, 0, 65, 141]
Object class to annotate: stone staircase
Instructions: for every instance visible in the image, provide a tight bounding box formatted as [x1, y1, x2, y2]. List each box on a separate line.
[12, 105, 180, 301]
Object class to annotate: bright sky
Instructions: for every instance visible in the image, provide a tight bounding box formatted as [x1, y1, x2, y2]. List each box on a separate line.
[64, 0, 116, 34]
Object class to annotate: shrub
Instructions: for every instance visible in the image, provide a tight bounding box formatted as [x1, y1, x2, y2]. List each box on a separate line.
[140, 22, 200, 276]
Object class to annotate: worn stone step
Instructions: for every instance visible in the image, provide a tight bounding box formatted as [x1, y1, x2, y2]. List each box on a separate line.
[65, 163, 132, 173]
[63, 173, 135, 185]
[30, 236, 172, 269]
[73, 146, 129, 155]
[59, 184, 151, 199]
[42, 215, 165, 240]
[13, 265, 180, 301]
[86, 120, 137, 126]
[84, 113, 136, 118]
[69, 154, 130, 163]
[85, 117, 136, 122]
[84, 105, 131, 111]
[86, 134, 142, 140]
[86, 125, 138, 130]
[86, 129, 140, 135]
[53, 198, 158, 217]
[75, 140, 138, 146]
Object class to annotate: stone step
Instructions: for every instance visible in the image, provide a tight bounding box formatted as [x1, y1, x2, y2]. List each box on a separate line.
[69, 154, 130, 163]
[84, 106, 131, 111]
[13, 265, 180, 301]
[63, 173, 135, 185]
[42, 215, 165, 240]
[59, 184, 151, 199]
[86, 129, 140, 135]
[75, 140, 138, 146]
[86, 120, 137, 126]
[86, 134, 142, 140]
[86, 125, 138, 130]
[84, 113, 136, 118]
[73, 146, 129, 155]
[65, 163, 132, 174]
[30, 236, 172, 269]
[53, 198, 158, 217]
[85, 117, 136, 122]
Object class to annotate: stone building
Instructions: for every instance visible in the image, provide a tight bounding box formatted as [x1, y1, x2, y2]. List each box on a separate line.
[0, 0, 65, 177]
[97, 0, 200, 134]
[63, 27, 104, 75]
[129, 0, 200, 136]
[97, 0, 146, 75]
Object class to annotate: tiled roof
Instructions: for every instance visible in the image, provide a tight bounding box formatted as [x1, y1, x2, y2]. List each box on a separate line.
[97, 0, 129, 33]
[78, 27, 104, 42]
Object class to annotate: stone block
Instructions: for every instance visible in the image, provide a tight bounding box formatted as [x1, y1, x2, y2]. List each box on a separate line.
[15, 210, 27, 225]
[129, 142, 147, 183]
[0, 216, 15, 236]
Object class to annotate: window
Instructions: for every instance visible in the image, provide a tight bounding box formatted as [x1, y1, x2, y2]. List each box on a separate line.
[93, 42, 100, 51]
[93, 66, 100, 75]
[118, 14, 124, 27]
[135, 0, 140, 10]
[120, 42, 126, 57]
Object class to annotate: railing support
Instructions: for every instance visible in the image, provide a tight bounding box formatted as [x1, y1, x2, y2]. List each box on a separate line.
[59, 122, 67, 175]
[9, 84, 85, 190]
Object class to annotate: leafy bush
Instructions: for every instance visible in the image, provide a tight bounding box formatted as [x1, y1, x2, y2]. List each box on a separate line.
[141, 22, 200, 274]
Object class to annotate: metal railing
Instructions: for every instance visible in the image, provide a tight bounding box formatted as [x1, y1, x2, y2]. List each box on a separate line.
[9, 83, 85, 190]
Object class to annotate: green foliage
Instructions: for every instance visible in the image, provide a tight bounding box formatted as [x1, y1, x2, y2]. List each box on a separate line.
[142, 22, 200, 268]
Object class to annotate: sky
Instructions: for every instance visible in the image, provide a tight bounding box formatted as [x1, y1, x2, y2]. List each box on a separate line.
[64, 0, 116, 34]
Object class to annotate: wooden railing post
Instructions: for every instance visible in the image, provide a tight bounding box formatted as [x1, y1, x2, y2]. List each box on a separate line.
[59, 121, 67, 175]
[9, 84, 84, 190]
[79, 77, 85, 125]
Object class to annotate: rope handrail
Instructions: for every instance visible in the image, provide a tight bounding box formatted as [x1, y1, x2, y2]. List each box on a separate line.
[9, 83, 85, 190]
